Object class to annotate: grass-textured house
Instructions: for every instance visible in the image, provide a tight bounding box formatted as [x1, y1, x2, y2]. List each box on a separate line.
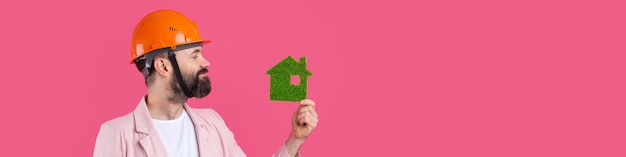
[266, 56, 312, 102]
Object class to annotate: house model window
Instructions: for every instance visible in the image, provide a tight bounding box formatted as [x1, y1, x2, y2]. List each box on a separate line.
[291, 76, 300, 85]
[266, 56, 312, 102]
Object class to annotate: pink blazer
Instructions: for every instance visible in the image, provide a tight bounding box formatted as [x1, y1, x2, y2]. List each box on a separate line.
[93, 96, 296, 157]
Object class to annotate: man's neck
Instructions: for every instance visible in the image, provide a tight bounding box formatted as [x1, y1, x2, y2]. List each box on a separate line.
[145, 90, 186, 120]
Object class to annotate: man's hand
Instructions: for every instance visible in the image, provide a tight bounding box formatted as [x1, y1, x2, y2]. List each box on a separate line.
[285, 99, 318, 157]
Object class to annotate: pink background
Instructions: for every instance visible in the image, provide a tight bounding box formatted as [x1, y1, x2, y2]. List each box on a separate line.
[1, 0, 625, 156]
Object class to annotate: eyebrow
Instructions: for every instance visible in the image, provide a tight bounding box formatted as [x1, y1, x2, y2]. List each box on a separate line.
[190, 49, 201, 55]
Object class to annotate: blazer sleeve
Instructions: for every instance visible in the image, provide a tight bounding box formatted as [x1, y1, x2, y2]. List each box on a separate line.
[272, 144, 301, 157]
[93, 123, 123, 157]
[228, 138, 247, 157]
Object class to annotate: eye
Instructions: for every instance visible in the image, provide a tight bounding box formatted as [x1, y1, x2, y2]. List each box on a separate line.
[192, 55, 198, 59]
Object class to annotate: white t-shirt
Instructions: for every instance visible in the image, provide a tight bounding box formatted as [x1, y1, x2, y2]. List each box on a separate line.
[152, 109, 199, 157]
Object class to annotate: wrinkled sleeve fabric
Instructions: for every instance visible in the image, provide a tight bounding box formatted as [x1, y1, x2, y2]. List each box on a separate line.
[272, 144, 301, 157]
[227, 134, 246, 157]
[93, 123, 122, 157]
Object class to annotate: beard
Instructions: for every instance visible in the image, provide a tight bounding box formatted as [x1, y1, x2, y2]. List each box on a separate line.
[169, 68, 212, 103]
[189, 68, 212, 98]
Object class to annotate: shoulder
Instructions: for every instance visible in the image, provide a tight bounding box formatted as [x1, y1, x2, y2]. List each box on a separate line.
[94, 112, 135, 154]
[98, 112, 135, 133]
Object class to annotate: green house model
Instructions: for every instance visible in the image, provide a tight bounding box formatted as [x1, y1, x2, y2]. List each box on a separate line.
[266, 56, 312, 102]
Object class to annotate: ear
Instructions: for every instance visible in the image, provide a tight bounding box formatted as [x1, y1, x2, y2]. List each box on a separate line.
[153, 57, 172, 77]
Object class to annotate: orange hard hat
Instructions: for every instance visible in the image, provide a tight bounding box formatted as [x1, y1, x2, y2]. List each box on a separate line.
[130, 9, 211, 63]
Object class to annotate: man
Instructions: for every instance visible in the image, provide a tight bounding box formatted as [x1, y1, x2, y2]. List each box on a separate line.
[93, 10, 318, 157]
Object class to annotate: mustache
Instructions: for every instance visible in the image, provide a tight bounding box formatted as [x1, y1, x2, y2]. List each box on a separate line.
[197, 68, 209, 76]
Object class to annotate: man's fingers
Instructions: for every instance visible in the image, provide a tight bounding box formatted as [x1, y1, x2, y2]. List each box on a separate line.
[306, 109, 318, 119]
[298, 118, 306, 126]
[297, 109, 318, 119]
[307, 116, 318, 128]
[298, 116, 311, 126]
[299, 99, 315, 107]
[297, 113, 318, 127]
[310, 109, 318, 119]
[294, 99, 318, 130]
[298, 106, 314, 114]
[298, 116, 317, 128]
[297, 111, 312, 120]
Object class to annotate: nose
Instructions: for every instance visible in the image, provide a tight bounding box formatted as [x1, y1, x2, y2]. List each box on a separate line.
[201, 58, 210, 69]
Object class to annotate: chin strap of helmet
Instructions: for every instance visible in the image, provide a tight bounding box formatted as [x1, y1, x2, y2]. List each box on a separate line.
[168, 49, 194, 98]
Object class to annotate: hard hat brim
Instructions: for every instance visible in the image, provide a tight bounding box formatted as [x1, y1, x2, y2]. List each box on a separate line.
[129, 39, 211, 64]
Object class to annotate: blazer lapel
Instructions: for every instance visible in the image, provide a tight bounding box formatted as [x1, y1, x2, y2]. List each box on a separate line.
[134, 96, 169, 157]
[184, 104, 212, 157]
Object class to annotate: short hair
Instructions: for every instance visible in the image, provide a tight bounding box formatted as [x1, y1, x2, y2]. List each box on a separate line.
[134, 52, 169, 86]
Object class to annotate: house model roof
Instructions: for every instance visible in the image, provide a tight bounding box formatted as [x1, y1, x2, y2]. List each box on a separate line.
[266, 56, 312, 76]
